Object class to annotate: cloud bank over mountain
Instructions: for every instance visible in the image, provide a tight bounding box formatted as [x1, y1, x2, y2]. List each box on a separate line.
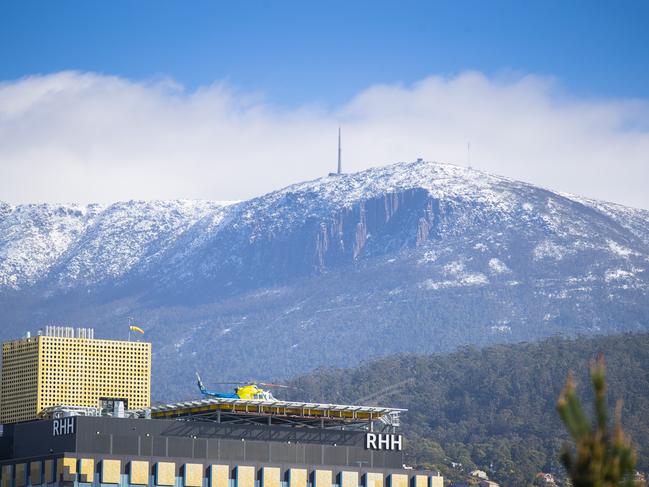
[1, 71, 648, 208]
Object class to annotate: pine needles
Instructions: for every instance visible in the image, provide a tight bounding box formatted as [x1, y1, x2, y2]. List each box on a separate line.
[557, 356, 639, 487]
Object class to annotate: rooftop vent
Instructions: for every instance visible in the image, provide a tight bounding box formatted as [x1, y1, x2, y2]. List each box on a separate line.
[43, 326, 95, 339]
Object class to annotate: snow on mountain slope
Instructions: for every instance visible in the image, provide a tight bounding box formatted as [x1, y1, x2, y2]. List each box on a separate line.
[50, 200, 231, 288]
[1, 160, 649, 396]
[561, 193, 649, 247]
[144, 162, 532, 286]
[1, 160, 648, 295]
[0, 200, 234, 290]
[140, 160, 649, 298]
[0, 203, 103, 289]
[237, 160, 519, 230]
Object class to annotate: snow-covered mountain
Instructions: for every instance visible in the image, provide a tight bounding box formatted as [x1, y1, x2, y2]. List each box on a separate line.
[0, 200, 230, 290]
[1, 160, 648, 399]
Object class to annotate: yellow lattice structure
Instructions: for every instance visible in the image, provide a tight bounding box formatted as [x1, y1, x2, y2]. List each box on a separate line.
[0, 333, 151, 423]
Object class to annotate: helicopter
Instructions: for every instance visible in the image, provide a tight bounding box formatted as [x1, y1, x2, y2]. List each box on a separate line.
[195, 372, 294, 401]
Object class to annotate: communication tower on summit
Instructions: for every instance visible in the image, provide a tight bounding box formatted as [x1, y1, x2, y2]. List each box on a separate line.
[338, 126, 342, 174]
[329, 126, 343, 176]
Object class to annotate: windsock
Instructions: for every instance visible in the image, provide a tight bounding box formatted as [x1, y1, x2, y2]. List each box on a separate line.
[129, 325, 145, 334]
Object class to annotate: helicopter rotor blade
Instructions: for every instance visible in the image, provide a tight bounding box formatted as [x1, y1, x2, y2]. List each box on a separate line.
[258, 382, 300, 389]
[200, 379, 300, 389]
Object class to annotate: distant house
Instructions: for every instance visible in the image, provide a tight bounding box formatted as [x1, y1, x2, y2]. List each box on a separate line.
[470, 470, 489, 480]
[534, 472, 557, 486]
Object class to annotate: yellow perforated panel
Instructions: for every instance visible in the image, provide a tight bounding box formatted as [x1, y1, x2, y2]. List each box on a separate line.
[314, 470, 332, 487]
[210, 465, 229, 487]
[156, 462, 175, 486]
[184, 464, 203, 487]
[61, 457, 77, 482]
[236, 466, 255, 487]
[341, 471, 358, 487]
[366, 473, 383, 487]
[430, 476, 443, 487]
[413, 475, 427, 487]
[288, 469, 307, 487]
[389, 474, 406, 487]
[63, 457, 77, 473]
[130, 461, 150, 485]
[102, 460, 121, 484]
[30, 461, 43, 486]
[262, 468, 280, 487]
[0, 338, 39, 423]
[79, 458, 95, 483]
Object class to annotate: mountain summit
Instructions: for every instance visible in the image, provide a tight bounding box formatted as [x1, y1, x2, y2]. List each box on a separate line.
[1, 161, 648, 398]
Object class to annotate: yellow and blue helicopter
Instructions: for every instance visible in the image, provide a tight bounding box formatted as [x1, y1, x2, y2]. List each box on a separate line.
[196, 372, 293, 401]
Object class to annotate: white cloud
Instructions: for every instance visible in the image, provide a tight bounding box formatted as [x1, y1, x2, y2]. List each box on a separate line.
[0, 70, 648, 208]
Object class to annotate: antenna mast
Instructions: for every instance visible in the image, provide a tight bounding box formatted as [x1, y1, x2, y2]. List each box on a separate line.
[337, 127, 342, 175]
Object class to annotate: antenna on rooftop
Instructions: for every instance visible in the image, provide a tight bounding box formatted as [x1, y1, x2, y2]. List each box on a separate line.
[337, 126, 342, 175]
[467, 141, 471, 169]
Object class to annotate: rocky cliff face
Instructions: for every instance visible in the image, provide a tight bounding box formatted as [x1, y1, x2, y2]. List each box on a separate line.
[1, 160, 648, 399]
[313, 189, 434, 269]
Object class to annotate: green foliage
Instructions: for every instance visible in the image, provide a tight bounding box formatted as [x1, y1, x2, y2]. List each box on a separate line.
[557, 356, 639, 487]
[288, 333, 649, 486]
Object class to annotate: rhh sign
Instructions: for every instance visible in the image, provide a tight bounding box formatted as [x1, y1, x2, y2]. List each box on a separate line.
[365, 433, 403, 451]
[53, 417, 75, 436]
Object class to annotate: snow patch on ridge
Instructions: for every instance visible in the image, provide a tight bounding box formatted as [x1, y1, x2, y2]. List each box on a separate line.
[605, 269, 635, 282]
[488, 258, 510, 274]
[533, 240, 568, 261]
[422, 259, 489, 290]
[607, 239, 635, 257]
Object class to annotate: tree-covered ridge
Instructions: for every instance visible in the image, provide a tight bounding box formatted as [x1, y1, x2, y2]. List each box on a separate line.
[288, 333, 649, 486]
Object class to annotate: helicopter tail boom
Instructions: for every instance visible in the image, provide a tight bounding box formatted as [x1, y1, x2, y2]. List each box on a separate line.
[196, 372, 207, 394]
[196, 371, 240, 399]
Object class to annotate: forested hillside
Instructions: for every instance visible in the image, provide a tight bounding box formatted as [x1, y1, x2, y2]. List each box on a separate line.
[288, 333, 649, 486]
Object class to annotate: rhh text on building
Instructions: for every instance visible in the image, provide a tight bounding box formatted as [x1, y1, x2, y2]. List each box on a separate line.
[365, 433, 403, 451]
[52, 417, 75, 436]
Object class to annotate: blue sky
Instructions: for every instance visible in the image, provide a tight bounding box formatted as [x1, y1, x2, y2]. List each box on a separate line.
[1, 1, 648, 207]
[2, 1, 649, 107]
